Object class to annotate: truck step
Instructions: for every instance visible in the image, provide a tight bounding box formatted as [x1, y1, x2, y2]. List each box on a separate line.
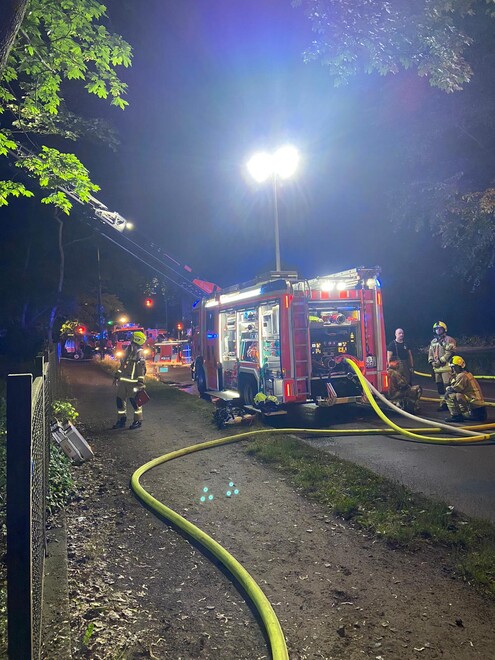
[208, 390, 241, 401]
[243, 405, 288, 416]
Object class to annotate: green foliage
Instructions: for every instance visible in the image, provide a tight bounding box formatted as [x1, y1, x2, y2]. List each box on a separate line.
[19, 146, 100, 214]
[395, 180, 495, 285]
[52, 399, 79, 423]
[48, 444, 74, 514]
[0, 181, 34, 206]
[293, 0, 494, 92]
[0, 0, 132, 209]
[82, 622, 95, 647]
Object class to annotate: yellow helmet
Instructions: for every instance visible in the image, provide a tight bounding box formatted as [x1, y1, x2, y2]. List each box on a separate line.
[433, 321, 447, 332]
[450, 355, 465, 369]
[132, 331, 146, 346]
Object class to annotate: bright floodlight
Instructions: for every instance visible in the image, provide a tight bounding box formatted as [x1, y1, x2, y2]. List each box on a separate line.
[273, 145, 299, 179]
[246, 151, 273, 183]
[247, 146, 299, 182]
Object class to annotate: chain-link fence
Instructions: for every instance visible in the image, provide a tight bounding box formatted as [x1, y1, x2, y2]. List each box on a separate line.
[6, 349, 59, 660]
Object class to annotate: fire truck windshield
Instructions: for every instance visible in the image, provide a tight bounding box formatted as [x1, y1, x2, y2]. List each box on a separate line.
[114, 330, 136, 342]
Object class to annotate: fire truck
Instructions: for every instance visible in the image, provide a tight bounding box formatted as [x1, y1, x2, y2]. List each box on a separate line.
[11, 151, 387, 409]
[192, 267, 387, 407]
[111, 323, 149, 358]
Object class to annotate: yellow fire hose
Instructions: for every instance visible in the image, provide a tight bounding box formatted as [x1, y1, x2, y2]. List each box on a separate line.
[414, 369, 495, 382]
[131, 362, 495, 659]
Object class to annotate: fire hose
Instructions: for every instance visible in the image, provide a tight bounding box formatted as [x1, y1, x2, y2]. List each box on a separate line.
[131, 362, 495, 659]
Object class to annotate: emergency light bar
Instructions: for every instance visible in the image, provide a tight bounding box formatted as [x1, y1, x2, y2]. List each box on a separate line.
[219, 287, 261, 305]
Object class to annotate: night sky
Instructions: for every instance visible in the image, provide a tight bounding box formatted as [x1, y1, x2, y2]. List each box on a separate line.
[8, 0, 495, 342]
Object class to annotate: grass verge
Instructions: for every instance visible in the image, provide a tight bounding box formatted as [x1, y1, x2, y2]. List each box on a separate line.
[246, 433, 495, 598]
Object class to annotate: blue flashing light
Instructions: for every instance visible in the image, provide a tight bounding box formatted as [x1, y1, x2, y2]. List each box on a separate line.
[234, 489, 239, 495]
[203, 486, 209, 493]
[200, 496, 206, 502]
[207, 333, 218, 339]
[208, 494, 214, 501]
[226, 490, 232, 497]
[192, 299, 200, 308]
[228, 481, 234, 487]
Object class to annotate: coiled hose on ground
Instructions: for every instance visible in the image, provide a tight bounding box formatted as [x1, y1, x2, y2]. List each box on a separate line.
[131, 360, 495, 659]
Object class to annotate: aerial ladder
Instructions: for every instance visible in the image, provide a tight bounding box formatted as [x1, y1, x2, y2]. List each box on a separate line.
[9, 144, 219, 300]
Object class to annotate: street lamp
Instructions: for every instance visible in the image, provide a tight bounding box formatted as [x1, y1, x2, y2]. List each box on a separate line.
[246, 145, 299, 272]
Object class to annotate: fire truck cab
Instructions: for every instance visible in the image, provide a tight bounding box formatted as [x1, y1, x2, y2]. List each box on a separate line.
[111, 323, 149, 359]
[192, 267, 387, 407]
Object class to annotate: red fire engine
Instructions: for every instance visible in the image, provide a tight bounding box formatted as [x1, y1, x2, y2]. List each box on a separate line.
[192, 267, 387, 407]
[111, 323, 150, 359]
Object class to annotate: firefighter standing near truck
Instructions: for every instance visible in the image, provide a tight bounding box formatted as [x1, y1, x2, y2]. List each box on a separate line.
[112, 331, 147, 430]
[428, 321, 456, 411]
[444, 356, 487, 423]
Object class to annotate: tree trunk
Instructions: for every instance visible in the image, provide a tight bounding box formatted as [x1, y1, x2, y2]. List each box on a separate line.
[47, 211, 65, 349]
[0, 0, 29, 74]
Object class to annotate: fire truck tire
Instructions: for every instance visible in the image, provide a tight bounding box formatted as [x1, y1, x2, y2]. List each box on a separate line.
[240, 376, 257, 405]
[196, 367, 207, 395]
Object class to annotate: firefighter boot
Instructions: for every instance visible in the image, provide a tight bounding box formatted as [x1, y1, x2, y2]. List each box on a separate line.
[436, 382, 448, 411]
[112, 416, 126, 430]
[445, 414, 464, 423]
[129, 419, 142, 430]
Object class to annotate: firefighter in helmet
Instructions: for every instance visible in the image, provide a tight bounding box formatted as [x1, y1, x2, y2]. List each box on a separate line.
[444, 356, 487, 423]
[112, 331, 147, 430]
[387, 360, 422, 414]
[428, 321, 456, 411]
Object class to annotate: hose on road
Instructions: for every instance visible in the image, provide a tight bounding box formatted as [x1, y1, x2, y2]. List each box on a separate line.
[131, 363, 494, 659]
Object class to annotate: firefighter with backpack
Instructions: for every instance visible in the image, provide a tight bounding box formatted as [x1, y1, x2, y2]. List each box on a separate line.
[112, 331, 147, 430]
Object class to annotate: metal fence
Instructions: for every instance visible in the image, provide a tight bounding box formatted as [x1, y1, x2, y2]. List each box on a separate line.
[6, 349, 59, 660]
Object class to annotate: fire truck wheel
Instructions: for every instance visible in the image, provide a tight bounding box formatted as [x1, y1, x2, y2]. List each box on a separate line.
[240, 377, 257, 405]
[196, 367, 207, 394]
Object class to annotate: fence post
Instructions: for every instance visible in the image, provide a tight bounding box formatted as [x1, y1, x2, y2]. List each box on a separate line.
[7, 373, 34, 660]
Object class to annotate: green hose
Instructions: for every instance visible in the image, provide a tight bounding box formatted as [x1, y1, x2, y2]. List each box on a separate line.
[131, 365, 494, 658]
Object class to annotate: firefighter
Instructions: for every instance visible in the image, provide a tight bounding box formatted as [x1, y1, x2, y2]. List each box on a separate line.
[112, 331, 147, 430]
[444, 356, 487, 423]
[428, 321, 456, 411]
[387, 360, 422, 414]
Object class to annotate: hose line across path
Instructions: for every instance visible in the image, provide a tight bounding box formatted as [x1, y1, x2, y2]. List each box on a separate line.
[131, 363, 495, 659]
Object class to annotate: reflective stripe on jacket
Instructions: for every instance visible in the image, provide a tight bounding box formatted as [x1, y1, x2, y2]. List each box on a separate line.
[116, 344, 146, 383]
[428, 335, 456, 365]
[450, 371, 485, 407]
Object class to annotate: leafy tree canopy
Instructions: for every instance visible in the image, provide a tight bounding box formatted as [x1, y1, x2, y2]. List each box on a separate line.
[293, 0, 495, 92]
[0, 0, 132, 213]
[294, 0, 495, 283]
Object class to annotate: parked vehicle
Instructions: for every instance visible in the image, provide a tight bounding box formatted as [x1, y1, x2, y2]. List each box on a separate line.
[192, 267, 387, 407]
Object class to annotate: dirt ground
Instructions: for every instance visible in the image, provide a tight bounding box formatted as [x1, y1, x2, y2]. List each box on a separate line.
[54, 360, 495, 659]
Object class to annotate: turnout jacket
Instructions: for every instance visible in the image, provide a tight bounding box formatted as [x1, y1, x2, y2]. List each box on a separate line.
[428, 334, 456, 372]
[116, 344, 146, 384]
[449, 371, 485, 407]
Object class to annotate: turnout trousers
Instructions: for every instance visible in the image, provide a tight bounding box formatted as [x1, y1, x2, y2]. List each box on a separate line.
[116, 380, 143, 423]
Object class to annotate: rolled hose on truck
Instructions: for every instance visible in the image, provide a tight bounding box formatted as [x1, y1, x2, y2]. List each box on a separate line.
[130, 359, 495, 660]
